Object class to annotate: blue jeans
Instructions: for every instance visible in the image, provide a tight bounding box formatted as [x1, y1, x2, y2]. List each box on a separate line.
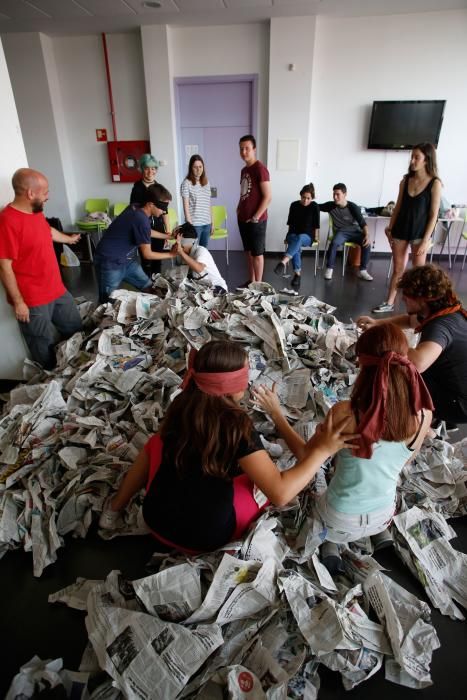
[194, 224, 211, 248]
[285, 232, 313, 271]
[96, 258, 151, 303]
[326, 229, 370, 270]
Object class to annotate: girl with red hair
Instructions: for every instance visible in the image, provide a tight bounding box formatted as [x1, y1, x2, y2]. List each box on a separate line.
[254, 322, 433, 544]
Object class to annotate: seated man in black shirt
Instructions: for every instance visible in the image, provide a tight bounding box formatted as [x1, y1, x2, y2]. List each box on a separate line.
[357, 264, 467, 427]
[320, 183, 373, 281]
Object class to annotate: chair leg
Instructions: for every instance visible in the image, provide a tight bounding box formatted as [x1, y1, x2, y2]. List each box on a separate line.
[342, 246, 347, 276]
[387, 256, 393, 279]
[226, 237, 229, 265]
[454, 229, 465, 265]
[462, 245, 467, 271]
[314, 246, 318, 276]
[322, 247, 327, 270]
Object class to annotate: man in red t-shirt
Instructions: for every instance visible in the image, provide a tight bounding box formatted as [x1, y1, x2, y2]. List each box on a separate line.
[0, 168, 82, 369]
[237, 135, 272, 284]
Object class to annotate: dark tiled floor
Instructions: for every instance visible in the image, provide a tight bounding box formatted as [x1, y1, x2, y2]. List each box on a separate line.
[1, 251, 466, 698]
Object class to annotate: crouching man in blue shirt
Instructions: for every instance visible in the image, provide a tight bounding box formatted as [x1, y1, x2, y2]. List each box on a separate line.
[94, 183, 176, 303]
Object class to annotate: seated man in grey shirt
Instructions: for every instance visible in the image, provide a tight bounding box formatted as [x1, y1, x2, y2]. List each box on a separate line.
[320, 182, 372, 281]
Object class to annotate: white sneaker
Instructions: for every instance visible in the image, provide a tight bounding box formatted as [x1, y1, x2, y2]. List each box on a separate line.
[99, 497, 123, 530]
[324, 268, 333, 280]
[357, 269, 373, 281]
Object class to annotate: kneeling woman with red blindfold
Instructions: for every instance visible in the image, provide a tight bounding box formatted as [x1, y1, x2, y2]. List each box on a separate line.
[254, 322, 433, 546]
[99, 339, 356, 553]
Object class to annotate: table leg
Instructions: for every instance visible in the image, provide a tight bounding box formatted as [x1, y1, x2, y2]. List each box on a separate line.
[437, 222, 452, 268]
[447, 221, 452, 269]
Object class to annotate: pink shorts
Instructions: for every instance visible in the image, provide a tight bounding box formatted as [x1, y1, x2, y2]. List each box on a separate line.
[144, 434, 268, 553]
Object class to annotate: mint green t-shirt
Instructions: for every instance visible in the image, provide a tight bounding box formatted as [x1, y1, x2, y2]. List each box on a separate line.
[326, 440, 412, 515]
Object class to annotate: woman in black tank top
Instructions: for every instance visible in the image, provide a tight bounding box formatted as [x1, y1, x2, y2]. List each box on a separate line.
[372, 143, 442, 314]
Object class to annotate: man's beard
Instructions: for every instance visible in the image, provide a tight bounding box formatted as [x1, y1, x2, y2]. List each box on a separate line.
[31, 200, 44, 213]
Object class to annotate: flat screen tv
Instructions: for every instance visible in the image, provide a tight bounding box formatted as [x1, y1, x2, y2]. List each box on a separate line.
[367, 100, 445, 150]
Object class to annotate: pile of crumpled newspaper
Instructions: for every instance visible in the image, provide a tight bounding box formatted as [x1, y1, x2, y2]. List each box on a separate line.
[2, 267, 467, 699]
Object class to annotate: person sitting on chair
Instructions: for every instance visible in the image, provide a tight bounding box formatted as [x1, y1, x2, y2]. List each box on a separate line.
[274, 183, 320, 289]
[320, 183, 372, 281]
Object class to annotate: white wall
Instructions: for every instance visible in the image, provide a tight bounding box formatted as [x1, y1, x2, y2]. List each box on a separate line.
[267, 16, 316, 249]
[53, 32, 149, 223]
[308, 10, 467, 210]
[0, 38, 31, 378]
[2, 32, 72, 225]
[3, 10, 466, 246]
[141, 25, 179, 201]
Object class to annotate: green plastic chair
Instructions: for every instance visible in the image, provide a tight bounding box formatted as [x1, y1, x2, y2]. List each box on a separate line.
[76, 198, 110, 261]
[211, 205, 229, 263]
[284, 236, 320, 276]
[112, 202, 128, 218]
[76, 198, 110, 232]
[167, 208, 178, 235]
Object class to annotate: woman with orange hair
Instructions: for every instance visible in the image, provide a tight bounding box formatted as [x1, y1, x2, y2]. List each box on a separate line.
[254, 322, 433, 544]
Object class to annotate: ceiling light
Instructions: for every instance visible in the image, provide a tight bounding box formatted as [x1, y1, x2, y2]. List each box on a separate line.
[142, 1, 162, 8]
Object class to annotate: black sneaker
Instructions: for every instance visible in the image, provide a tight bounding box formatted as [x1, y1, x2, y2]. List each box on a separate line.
[291, 273, 301, 288]
[321, 541, 344, 576]
[237, 280, 252, 289]
[274, 261, 289, 277]
[372, 301, 394, 313]
[371, 528, 394, 551]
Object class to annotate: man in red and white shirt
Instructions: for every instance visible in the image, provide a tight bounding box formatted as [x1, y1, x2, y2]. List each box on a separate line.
[0, 168, 82, 369]
[237, 135, 272, 284]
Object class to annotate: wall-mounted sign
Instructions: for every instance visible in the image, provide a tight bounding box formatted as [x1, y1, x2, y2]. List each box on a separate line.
[96, 129, 108, 142]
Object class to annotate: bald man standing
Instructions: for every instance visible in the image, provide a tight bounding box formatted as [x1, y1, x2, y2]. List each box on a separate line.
[0, 168, 83, 370]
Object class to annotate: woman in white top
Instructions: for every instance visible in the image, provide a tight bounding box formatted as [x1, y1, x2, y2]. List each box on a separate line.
[180, 155, 213, 248]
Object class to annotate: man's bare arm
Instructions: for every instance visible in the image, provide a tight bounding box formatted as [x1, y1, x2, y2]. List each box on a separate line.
[408, 340, 443, 373]
[50, 228, 81, 244]
[138, 244, 176, 261]
[0, 259, 29, 322]
[251, 180, 272, 221]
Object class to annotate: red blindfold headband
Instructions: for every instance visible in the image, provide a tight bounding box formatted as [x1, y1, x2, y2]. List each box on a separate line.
[181, 348, 249, 396]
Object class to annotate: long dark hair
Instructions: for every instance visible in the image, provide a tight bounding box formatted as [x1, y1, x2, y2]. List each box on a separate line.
[351, 323, 418, 442]
[407, 142, 439, 179]
[160, 341, 253, 479]
[186, 154, 208, 187]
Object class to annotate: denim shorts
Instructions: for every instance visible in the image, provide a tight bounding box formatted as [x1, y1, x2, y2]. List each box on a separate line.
[314, 494, 395, 544]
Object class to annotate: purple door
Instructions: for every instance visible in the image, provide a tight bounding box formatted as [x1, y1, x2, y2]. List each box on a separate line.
[176, 79, 253, 251]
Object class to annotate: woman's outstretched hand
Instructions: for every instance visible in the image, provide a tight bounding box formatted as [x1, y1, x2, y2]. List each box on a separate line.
[306, 410, 359, 457]
[251, 383, 282, 419]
